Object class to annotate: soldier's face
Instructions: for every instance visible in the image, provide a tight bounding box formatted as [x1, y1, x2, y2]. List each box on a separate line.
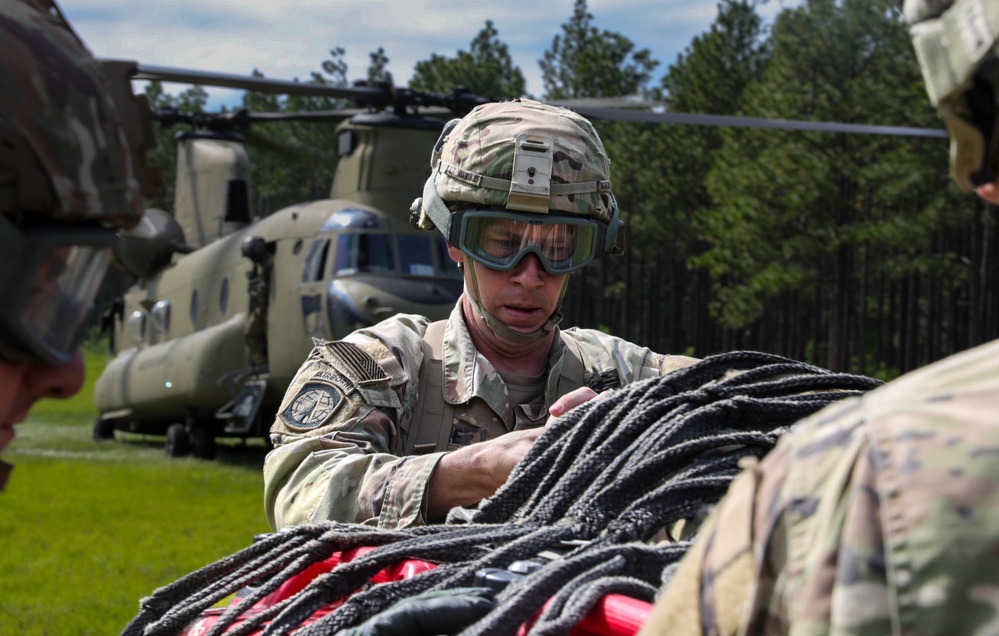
[0, 352, 84, 457]
[448, 243, 566, 337]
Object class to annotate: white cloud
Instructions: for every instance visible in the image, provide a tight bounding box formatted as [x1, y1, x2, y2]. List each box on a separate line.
[59, 0, 799, 110]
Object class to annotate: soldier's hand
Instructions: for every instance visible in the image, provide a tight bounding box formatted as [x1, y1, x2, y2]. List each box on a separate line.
[428, 427, 545, 519]
[546, 386, 598, 424]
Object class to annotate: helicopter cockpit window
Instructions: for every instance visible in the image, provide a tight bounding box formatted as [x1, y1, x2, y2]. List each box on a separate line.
[333, 233, 393, 276]
[435, 235, 462, 279]
[397, 234, 437, 277]
[322, 208, 382, 231]
[303, 238, 331, 283]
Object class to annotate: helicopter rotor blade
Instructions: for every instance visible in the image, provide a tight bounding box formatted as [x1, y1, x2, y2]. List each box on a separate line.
[245, 109, 365, 124]
[567, 105, 948, 138]
[124, 62, 392, 105]
[549, 96, 671, 110]
[117, 59, 947, 139]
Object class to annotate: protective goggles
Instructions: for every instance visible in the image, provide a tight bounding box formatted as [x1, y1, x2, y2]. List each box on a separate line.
[0, 223, 117, 366]
[454, 209, 603, 275]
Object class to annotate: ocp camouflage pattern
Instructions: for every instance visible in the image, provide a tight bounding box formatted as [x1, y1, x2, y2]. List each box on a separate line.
[899, 0, 953, 23]
[0, 1, 142, 224]
[264, 298, 696, 529]
[640, 337, 999, 635]
[432, 98, 614, 221]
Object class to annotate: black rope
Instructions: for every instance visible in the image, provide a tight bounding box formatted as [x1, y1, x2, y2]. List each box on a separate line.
[121, 351, 882, 636]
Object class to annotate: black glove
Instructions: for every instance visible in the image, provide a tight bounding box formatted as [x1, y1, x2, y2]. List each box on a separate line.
[339, 587, 497, 636]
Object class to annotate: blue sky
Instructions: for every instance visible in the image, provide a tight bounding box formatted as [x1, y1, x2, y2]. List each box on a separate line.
[59, 0, 800, 110]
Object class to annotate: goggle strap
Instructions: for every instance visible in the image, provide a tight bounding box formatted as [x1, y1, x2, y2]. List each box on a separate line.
[421, 175, 458, 242]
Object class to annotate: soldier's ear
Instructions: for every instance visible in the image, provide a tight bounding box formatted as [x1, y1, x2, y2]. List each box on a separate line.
[446, 243, 464, 265]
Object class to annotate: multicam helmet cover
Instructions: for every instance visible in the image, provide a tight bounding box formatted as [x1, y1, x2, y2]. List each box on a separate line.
[0, 1, 157, 367]
[0, 0, 150, 226]
[901, 0, 999, 190]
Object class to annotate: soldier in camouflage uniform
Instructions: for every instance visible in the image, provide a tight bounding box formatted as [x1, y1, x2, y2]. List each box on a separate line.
[242, 235, 274, 368]
[264, 99, 696, 530]
[639, 2, 999, 634]
[0, 0, 156, 490]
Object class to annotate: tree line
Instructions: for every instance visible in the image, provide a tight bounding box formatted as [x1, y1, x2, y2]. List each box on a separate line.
[140, 0, 998, 380]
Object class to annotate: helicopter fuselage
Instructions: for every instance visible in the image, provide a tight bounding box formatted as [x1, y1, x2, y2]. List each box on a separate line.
[94, 198, 462, 440]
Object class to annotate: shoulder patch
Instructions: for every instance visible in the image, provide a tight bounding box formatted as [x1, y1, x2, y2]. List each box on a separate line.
[281, 382, 345, 430]
[324, 340, 389, 386]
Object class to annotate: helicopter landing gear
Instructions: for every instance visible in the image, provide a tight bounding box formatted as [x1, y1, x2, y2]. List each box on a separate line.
[92, 416, 117, 441]
[165, 412, 219, 460]
[192, 425, 217, 460]
[165, 423, 190, 458]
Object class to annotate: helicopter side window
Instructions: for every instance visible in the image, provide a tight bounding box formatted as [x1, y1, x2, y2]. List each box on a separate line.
[151, 300, 171, 333]
[302, 238, 331, 283]
[333, 233, 393, 276]
[220, 277, 229, 314]
[127, 309, 147, 344]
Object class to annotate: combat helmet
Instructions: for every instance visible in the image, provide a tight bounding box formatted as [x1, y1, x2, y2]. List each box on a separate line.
[410, 98, 623, 343]
[0, 0, 157, 365]
[901, 0, 999, 191]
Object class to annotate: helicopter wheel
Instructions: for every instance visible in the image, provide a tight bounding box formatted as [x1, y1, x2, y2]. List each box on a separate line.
[192, 425, 217, 460]
[92, 417, 116, 441]
[165, 423, 191, 458]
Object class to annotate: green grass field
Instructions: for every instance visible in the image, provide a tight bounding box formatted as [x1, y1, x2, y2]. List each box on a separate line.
[0, 347, 272, 635]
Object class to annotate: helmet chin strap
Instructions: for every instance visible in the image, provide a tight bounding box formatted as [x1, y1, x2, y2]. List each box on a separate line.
[465, 260, 567, 345]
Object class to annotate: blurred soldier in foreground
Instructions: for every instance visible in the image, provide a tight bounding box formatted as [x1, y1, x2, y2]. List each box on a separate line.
[639, 1, 999, 633]
[0, 0, 156, 490]
[263, 98, 696, 529]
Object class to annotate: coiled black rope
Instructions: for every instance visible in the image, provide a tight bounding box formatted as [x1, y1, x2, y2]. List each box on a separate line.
[122, 351, 883, 636]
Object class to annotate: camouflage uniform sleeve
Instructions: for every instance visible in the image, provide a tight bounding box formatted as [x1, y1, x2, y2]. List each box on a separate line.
[263, 408, 446, 529]
[559, 327, 698, 385]
[264, 316, 444, 529]
[651, 352, 700, 379]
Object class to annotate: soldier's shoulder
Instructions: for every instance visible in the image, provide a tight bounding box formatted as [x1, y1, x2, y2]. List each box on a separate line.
[560, 326, 643, 351]
[780, 338, 999, 469]
[332, 313, 435, 381]
[559, 327, 697, 376]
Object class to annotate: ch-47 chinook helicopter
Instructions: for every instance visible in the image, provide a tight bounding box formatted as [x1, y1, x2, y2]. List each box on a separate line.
[91, 65, 496, 458]
[91, 62, 948, 460]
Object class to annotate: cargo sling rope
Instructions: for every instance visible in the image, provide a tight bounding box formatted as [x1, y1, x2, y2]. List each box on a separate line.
[123, 351, 883, 636]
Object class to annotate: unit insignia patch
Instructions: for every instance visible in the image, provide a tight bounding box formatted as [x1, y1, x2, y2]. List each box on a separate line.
[282, 382, 344, 429]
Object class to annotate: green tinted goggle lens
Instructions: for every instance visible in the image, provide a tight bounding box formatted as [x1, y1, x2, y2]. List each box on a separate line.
[0, 224, 116, 366]
[457, 210, 599, 274]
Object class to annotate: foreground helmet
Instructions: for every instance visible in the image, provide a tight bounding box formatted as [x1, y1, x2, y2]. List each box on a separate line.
[0, 0, 156, 365]
[410, 98, 622, 343]
[901, 0, 999, 191]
